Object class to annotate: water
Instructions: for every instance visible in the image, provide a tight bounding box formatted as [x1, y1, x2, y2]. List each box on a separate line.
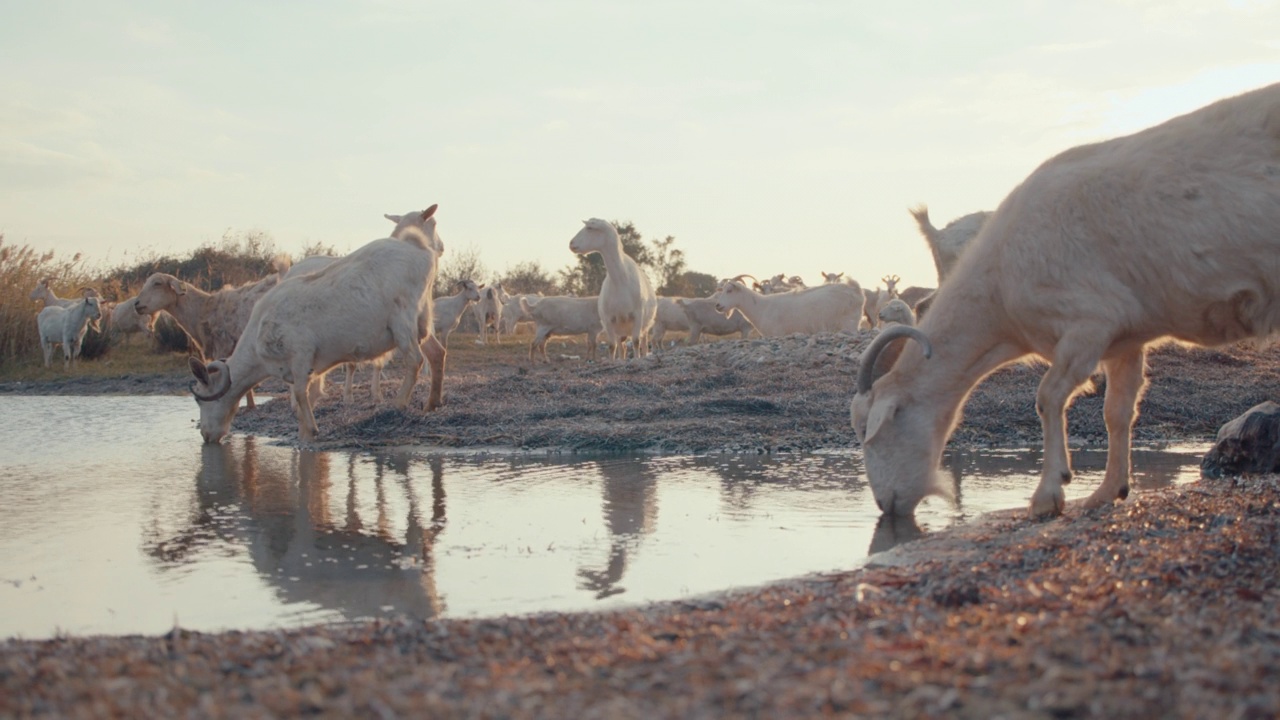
[0, 396, 1208, 639]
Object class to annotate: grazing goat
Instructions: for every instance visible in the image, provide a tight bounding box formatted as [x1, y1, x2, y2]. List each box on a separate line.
[852, 82, 1280, 519]
[909, 205, 991, 284]
[674, 297, 754, 343]
[37, 292, 103, 369]
[877, 298, 915, 327]
[110, 297, 155, 346]
[569, 219, 657, 359]
[520, 295, 603, 363]
[710, 279, 864, 337]
[189, 208, 447, 444]
[434, 280, 483, 346]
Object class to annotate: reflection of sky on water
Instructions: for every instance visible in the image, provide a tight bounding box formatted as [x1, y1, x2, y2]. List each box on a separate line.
[0, 396, 1208, 639]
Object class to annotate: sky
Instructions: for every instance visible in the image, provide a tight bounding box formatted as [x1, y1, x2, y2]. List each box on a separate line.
[2, 0, 1278, 291]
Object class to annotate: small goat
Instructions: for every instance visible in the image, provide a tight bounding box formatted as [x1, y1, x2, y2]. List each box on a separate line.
[569, 219, 657, 359]
[471, 285, 503, 345]
[435, 280, 483, 346]
[877, 298, 916, 327]
[674, 297, 754, 343]
[37, 292, 103, 369]
[520, 295, 603, 363]
[650, 296, 691, 351]
[29, 278, 83, 309]
[853, 81, 1280, 519]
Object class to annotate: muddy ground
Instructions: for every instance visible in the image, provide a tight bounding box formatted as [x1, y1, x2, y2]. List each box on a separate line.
[5, 332, 1280, 717]
[5, 330, 1278, 453]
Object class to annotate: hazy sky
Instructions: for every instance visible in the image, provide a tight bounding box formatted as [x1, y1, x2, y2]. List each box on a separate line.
[2, 1, 1277, 290]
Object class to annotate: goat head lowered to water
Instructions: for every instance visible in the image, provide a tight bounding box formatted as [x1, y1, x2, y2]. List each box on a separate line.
[853, 82, 1280, 518]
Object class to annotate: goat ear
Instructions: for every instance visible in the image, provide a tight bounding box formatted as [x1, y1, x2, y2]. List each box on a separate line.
[422, 204, 438, 220]
[384, 213, 402, 224]
[168, 278, 186, 295]
[189, 357, 211, 386]
[864, 397, 898, 444]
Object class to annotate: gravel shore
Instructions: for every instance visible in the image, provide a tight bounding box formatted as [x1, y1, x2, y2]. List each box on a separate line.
[3, 333, 1279, 717]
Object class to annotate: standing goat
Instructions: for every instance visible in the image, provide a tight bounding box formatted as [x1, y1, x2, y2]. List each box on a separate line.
[853, 82, 1280, 519]
[569, 219, 657, 359]
[520, 295, 603, 362]
[109, 297, 156, 346]
[189, 206, 447, 444]
[710, 279, 864, 337]
[37, 292, 103, 369]
[29, 279, 83, 309]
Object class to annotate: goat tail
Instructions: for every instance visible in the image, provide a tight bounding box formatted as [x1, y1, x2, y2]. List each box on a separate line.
[908, 204, 938, 242]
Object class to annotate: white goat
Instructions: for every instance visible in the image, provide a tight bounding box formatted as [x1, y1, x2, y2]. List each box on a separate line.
[520, 295, 603, 363]
[37, 293, 103, 369]
[109, 296, 155, 346]
[877, 298, 915, 327]
[569, 219, 657, 359]
[650, 296, 691, 351]
[500, 292, 539, 334]
[709, 279, 864, 337]
[471, 285, 503, 344]
[189, 213, 447, 444]
[435, 280, 483, 346]
[29, 278, 82, 309]
[674, 297, 754, 343]
[909, 205, 991, 284]
[852, 82, 1280, 519]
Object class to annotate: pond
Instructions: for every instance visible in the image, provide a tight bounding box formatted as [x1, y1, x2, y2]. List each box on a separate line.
[0, 396, 1208, 639]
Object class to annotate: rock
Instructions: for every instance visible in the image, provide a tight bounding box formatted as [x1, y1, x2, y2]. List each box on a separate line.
[1201, 401, 1280, 478]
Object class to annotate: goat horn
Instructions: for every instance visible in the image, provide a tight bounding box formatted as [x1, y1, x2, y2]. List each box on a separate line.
[856, 325, 933, 395]
[190, 358, 233, 402]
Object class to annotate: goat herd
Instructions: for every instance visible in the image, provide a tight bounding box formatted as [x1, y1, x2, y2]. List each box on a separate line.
[26, 83, 1280, 520]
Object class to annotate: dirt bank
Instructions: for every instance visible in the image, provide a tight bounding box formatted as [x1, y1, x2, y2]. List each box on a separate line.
[8, 331, 1276, 453]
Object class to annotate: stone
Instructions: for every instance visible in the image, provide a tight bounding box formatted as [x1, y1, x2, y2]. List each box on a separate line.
[1201, 401, 1280, 478]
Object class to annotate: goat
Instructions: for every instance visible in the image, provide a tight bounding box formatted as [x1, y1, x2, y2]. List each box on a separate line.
[434, 279, 483, 346]
[852, 81, 1280, 519]
[650, 296, 691, 351]
[877, 298, 916, 327]
[710, 279, 864, 337]
[674, 297, 754, 343]
[37, 292, 103, 369]
[569, 218, 657, 359]
[135, 270, 282, 410]
[821, 271, 845, 284]
[110, 296, 155, 346]
[189, 209, 447, 444]
[520, 295, 603, 363]
[471, 285, 503, 344]
[30, 279, 98, 309]
[910, 205, 991, 284]
[500, 292, 539, 334]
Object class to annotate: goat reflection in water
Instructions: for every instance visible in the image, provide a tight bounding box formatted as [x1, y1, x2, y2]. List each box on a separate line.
[146, 437, 446, 621]
[576, 458, 659, 600]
